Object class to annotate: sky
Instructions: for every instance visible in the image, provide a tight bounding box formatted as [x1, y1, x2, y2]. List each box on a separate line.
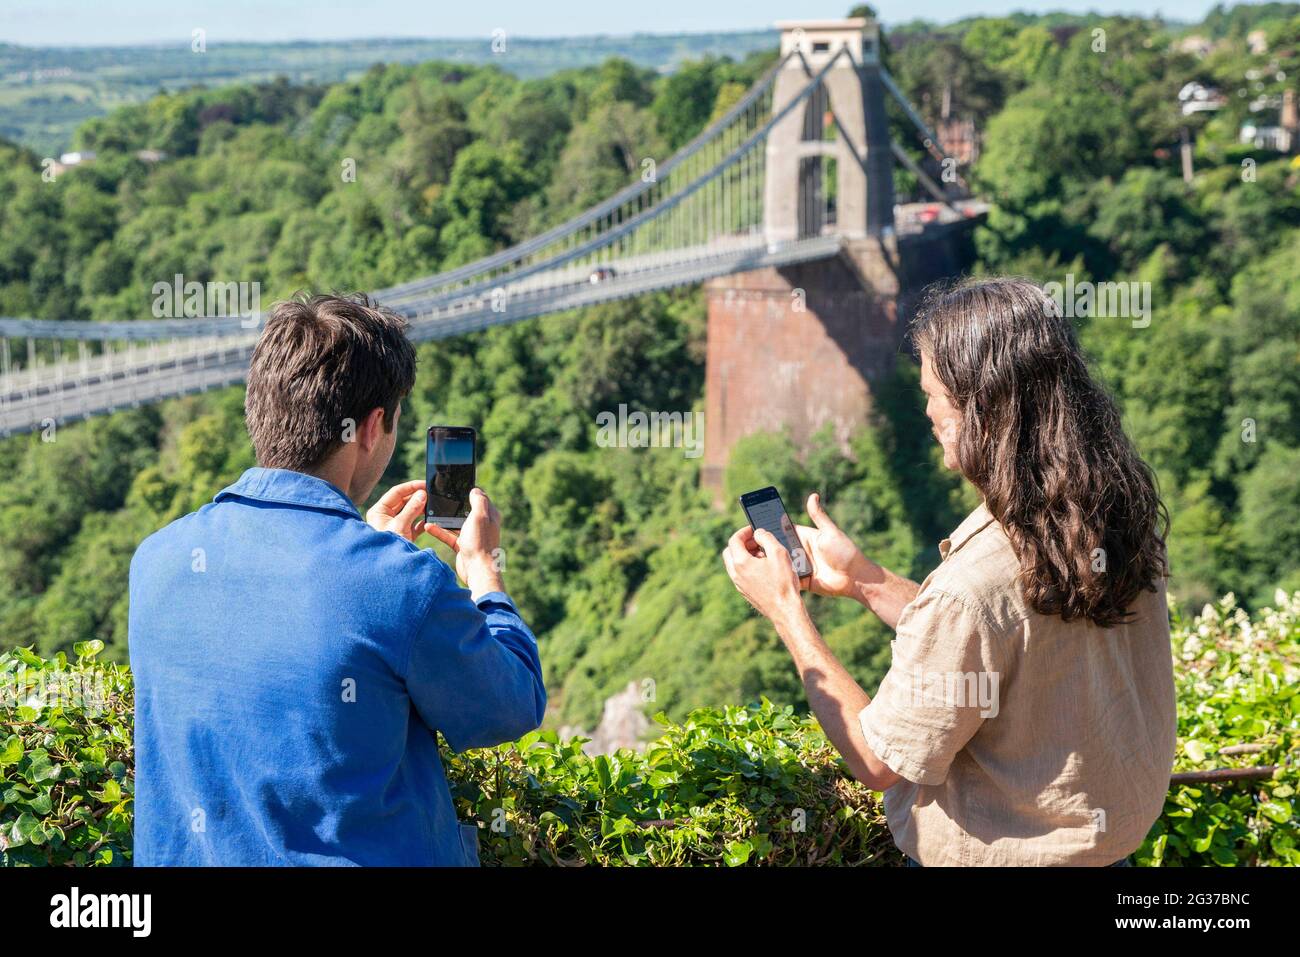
[1, 0, 1225, 46]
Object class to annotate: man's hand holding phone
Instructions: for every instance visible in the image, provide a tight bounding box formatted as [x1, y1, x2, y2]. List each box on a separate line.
[792, 492, 877, 599]
[723, 524, 806, 626]
[366, 480, 427, 542]
[792, 492, 918, 630]
[425, 487, 505, 599]
[725, 488, 894, 625]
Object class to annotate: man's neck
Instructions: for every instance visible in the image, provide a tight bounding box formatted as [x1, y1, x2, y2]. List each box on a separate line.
[304, 455, 357, 503]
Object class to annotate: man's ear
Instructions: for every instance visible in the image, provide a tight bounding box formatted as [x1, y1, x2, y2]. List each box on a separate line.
[356, 406, 389, 453]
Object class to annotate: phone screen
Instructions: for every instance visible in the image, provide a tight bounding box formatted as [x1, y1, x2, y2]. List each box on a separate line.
[425, 427, 476, 528]
[739, 486, 812, 578]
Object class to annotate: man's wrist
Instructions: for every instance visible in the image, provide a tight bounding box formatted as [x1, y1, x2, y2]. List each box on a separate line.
[463, 557, 505, 599]
[468, 578, 507, 602]
[848, 556, 899, 608]
[852, 570, 920, 630]
[852, 577, 881, 610]
[771, 598, 826, 665]
[770, 595, 811, 639]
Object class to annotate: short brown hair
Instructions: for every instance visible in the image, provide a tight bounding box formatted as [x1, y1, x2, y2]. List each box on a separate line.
[245, 293, 417, 470]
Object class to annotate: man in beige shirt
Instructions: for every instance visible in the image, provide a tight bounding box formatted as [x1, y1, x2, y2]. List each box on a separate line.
[722, 278, 1177, 866]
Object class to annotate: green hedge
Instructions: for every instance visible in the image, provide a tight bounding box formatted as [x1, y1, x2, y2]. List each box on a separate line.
[1147, 592, 1299, 866]
[0, 641, 132, 866]
[2, 594, 1297, 866]
[446, 703, 898, 865]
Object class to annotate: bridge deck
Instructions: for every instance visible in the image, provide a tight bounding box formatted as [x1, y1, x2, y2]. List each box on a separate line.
[0, 206, 986, 437]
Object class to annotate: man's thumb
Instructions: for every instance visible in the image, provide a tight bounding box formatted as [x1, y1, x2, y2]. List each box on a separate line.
[398, 488, 426, 523]
[807, 492, 838, 531]
[753, 527, 787, 559]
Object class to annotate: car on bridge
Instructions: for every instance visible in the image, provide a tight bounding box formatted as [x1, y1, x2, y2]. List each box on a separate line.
[588, 266, 617, 284]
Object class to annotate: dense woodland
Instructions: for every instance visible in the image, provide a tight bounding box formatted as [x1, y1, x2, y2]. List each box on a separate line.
[0, 6, 1297, 729]
[0, 32, 777, 157]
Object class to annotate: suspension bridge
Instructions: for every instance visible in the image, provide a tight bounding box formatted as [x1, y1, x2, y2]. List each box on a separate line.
[0, 17, 984, 443]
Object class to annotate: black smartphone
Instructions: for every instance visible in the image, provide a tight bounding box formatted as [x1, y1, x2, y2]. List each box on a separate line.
[739, 485, 812, 579]
[425, 426, 477, 529]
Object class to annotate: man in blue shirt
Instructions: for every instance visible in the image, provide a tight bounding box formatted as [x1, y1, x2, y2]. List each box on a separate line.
[129, 293, 545, 866]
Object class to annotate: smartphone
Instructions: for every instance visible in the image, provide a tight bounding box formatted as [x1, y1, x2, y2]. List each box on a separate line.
[739, 485, 812, 579]
[425, 426, 477, 529]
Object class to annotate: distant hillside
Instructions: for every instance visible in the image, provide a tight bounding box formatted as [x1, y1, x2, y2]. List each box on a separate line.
[0, 31, 774, 156]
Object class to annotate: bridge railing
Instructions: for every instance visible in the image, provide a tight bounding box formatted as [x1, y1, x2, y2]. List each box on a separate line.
[0, 40, 987, 437]
[0, 46, 859, 345]
[370, 50, 798, 306]
[385, 47, 852, 325]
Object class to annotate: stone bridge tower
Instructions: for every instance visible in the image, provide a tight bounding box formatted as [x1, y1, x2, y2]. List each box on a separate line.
[763, 18, 894, 244]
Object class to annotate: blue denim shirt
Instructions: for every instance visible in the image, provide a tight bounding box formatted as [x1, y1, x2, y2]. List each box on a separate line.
[128, 467, 545, 866]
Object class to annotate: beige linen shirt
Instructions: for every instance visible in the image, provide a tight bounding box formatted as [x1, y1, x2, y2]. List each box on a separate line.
[858, 503, 1176, 866]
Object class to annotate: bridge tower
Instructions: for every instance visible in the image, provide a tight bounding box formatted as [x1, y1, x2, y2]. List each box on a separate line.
[701, 17, 969, 495]
[764, 18, 894, 244]
[0, 15, 982, 439]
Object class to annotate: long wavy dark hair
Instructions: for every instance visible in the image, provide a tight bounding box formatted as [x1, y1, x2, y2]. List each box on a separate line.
[911, 277, 1168, 627]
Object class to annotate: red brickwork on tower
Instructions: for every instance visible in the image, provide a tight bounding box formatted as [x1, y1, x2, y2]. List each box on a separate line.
[701, 247, 903, 492]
